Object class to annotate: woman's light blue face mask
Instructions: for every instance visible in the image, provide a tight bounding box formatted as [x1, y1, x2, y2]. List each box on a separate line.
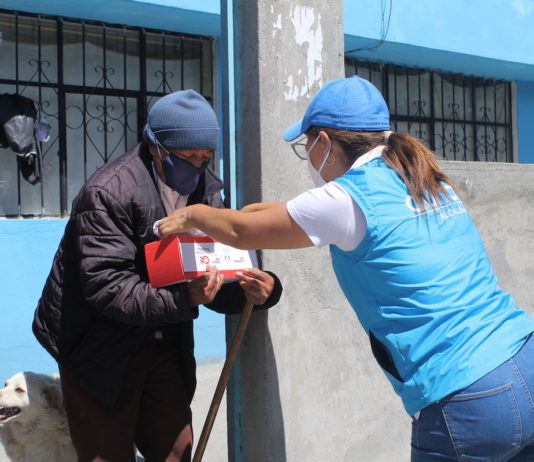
[155, 145, 210, 195]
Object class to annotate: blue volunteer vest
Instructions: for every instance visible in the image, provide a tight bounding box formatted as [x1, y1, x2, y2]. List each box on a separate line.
[332, 158, 534, 415]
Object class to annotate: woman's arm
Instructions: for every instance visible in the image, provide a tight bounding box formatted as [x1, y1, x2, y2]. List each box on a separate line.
[157, 202, 313, 250]
[240, 202, 282, 213]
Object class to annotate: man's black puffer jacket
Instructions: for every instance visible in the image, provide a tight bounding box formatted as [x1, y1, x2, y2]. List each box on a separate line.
[33, 143, 282, 412]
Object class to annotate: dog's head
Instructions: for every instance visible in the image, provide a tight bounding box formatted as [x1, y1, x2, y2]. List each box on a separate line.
[0, 372, 63, 426]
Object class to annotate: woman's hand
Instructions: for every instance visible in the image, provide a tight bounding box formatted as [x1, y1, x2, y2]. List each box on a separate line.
[236, 267, 275, 305]
[158, 206, 195, 238]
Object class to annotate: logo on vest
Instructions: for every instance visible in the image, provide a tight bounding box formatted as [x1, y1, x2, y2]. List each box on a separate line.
[405, 184, 466, 221]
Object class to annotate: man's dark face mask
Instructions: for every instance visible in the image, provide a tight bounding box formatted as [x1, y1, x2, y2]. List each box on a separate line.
[158, 149, 209, 195]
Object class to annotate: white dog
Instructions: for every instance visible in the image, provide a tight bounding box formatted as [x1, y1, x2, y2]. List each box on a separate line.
[0, 372, 76, 462]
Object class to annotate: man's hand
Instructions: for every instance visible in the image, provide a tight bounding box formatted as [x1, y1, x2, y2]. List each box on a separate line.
[236, 267, 275, 305]
[186, 265, 224, 306]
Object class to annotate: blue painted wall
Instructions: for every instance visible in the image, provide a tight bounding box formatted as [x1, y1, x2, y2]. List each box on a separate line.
[1, 0, 534, 164]
[517, 81, 534, 164]
[0, 219, 225, 382]
[344, 0, 534, 63]
[0, 0, 227, 384]
[344, 0, 534, 164]
[2, 0, 534, 382]
[0, 0, 220, 36]
[0, 219, 66, 379]
[3, 0, 534, 80]
[344, 0, 534, 81]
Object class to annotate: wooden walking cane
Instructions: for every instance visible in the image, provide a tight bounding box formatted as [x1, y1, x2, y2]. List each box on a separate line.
[192, 299, 255, 462]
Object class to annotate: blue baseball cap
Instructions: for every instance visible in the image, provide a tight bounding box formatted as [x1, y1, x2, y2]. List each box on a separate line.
[283, 76, 391, 141]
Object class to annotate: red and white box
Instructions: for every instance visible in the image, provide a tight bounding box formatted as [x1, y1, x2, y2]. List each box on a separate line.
[145, 234, 258, 288]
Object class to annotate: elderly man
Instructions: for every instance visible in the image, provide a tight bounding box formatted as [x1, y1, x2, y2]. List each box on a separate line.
[33, 90, 282, 462]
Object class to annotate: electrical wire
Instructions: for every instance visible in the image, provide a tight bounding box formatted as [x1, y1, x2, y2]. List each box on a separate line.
[345, 0, 393, 55]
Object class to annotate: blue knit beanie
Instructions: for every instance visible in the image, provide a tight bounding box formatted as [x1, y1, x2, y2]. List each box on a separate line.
[143, 89, 219, 150]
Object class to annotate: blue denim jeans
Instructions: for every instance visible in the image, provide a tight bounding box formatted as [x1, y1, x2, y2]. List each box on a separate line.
[411, 334, 534, 461]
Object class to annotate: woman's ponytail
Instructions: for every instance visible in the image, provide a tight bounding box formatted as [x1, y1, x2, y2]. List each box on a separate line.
[384, 132, 457, 211]
[307, 126, 458, 211]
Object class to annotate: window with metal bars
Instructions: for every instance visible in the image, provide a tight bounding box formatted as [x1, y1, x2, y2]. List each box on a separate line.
[0, 9, 214, 217]
[345, 58, 514, 164]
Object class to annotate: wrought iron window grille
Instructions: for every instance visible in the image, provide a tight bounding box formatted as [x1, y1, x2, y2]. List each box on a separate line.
[0, 9, 214, 217]
[345, 58, 513, 165]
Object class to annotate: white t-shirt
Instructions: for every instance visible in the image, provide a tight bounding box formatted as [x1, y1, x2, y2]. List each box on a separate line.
[286, 145, 385, 252]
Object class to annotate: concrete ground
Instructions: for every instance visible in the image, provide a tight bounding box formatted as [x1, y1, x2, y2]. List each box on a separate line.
[191, 361, 228, 462]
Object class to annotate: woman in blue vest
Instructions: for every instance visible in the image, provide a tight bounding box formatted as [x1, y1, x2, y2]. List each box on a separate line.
[157, 76, 534, 461]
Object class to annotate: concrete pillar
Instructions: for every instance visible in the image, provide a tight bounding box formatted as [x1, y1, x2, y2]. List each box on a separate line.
[227, 1, 411, 461]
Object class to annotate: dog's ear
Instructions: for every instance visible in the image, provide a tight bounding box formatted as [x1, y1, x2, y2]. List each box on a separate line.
[43, 384, 64, 410]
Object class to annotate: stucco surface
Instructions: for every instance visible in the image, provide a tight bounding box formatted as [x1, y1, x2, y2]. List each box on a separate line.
[229, 1, 534, 460]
